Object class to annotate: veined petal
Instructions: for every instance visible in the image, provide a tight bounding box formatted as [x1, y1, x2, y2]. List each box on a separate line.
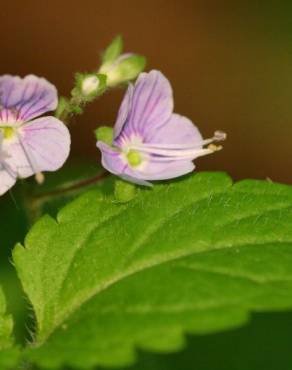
[4, 116, 70, 178]
[97, 141, 126, 176]
[114, 70, 173, 143]
[0, 75, 58, 122]
[147, 113, 203, 146]
[114, 83, 134, 139]
[0, 166, 16, 196]
[97, 140, 195, 183]
[128, 159, 195, 181]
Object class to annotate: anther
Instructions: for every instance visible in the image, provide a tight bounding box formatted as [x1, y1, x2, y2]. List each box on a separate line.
[214, 131, 227, 142]
[208, 144, 223, 152]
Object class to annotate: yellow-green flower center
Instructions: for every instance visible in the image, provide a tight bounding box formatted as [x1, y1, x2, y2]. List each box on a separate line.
[2, 127, 16, 140]
[127, 150, 142, 167]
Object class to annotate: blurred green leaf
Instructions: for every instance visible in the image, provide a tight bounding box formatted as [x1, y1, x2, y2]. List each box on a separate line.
[12, 172, 292, 369]
[124, 311, 292, 370]
[0, 287, 19, 369]
[0, 190, 28, 346]
[0, 288, 14, 350]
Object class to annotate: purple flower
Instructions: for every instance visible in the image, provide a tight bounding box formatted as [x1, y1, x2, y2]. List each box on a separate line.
[97, 70, 226, 186]
[0, 75, 70, 195]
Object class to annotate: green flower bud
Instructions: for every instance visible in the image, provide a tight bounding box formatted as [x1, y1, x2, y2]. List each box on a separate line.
[100, 54, 146, 87]
[99, 36, 146, 87]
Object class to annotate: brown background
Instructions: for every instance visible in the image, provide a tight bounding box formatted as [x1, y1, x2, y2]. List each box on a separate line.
[0, 0, 291, 183]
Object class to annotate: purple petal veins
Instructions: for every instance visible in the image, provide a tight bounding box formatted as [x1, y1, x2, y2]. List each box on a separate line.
[97, 70, 226, 185]
[0, 75, 71, 195]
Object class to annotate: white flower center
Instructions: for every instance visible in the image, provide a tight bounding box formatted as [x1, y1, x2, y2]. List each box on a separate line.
[119, 135, 149, 169]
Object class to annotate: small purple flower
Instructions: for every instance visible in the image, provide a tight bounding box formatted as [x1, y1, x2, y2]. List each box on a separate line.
[97, 70, 226, 186]
[0, 75, 70, 195]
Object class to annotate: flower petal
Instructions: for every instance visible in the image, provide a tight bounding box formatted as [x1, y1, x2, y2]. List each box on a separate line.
[0, 75, 58, 122]
[97, 141, 194, 183]
[148, 113, 203, 147]
[0, 165, 16, 196]
[97, 141, 126, 175]
[114, 70, 173, 143]
[4, 116, 70, 178]
[129, 159, 195, 181]
[113, 83, 134, 139]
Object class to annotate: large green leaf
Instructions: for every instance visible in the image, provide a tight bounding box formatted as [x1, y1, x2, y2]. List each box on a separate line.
[0, 287, 19, 369]
[13, 172, 292, 369]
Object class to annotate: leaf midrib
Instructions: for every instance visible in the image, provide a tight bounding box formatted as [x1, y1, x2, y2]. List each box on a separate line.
[37, 197, 292, 343]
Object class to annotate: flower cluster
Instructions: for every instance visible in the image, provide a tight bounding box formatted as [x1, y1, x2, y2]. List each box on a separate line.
[0, 62, 226, 194]
[97, 70, 226, 186]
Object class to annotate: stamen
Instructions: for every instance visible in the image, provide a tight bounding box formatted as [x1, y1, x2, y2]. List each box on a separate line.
[149, 147, 219, 162]
[127, 145, 218, 158]
[119, 130, 226, 166]
[214, 130, 227, 141]
[129, 130, 227, 150]
[207, 144, 223, 152]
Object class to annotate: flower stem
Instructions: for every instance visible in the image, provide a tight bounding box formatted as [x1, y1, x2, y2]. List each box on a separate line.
[33, 171, 109, 201]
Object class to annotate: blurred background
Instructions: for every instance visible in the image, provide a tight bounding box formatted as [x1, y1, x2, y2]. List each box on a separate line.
[0, 0, 291, 182]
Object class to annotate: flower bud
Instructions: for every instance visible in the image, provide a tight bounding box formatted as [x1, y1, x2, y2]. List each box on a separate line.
[99, 54, 146, 87]
[81, 75, 100, 96]
[99, 36, 146, 87]
[73, 73, 107, 102]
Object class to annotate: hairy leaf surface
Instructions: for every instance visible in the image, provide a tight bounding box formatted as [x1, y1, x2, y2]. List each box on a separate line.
[13, 172, 292, 368]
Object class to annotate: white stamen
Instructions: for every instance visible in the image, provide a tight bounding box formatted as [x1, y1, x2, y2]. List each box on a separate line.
[120, 130, 226, 167]
[146, 146, 222, 162]
[129, 144, 222, 158]
[129, 131, 227, 151]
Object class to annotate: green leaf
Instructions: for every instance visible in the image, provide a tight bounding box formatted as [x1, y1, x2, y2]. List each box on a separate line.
[13, 172, 292, 369]
[101, 35, 123, 64]
[0, 191, 29, 345]
[0, 287, 19, 369]
[0, 288, 14, 350]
